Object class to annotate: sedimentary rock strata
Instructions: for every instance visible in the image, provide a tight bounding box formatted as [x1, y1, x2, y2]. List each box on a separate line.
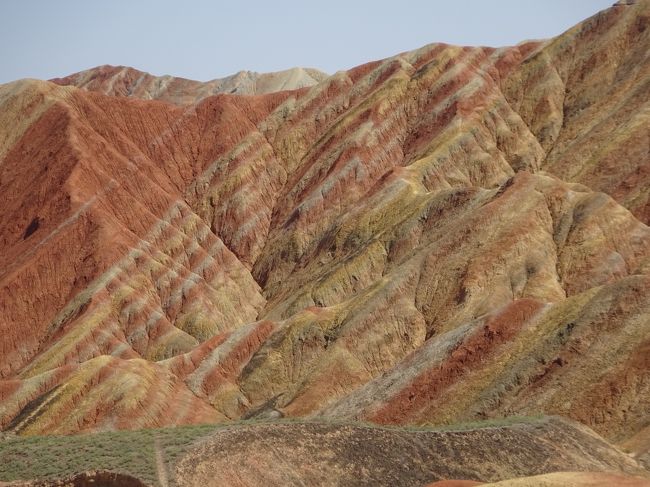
[0, 0, 648, 474]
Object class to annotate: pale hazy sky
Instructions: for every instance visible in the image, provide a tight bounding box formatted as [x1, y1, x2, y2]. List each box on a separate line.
[0, 0, 614, 84]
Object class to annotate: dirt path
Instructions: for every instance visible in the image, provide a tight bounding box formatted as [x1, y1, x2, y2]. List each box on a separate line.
[154, 435, 169, 487]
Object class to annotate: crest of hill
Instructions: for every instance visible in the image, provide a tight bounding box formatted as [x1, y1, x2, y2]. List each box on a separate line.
[50, 64, 329, 104]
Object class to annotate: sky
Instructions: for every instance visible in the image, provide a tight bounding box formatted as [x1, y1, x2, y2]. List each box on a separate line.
[0, 0, 614, 84]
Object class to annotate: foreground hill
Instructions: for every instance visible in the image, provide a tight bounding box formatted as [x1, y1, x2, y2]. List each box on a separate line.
[173, 418, 648, 486]
[1, 417, 649, 486]
[0, 0, 649, 473]
[50, 65, 328, 103]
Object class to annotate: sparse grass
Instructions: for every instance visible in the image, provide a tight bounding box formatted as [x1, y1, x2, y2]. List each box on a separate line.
[416, 414, 548, 432]
[0, 423, 221, 486]
[0, 415, 550, 485]
[211, 413, 549, 433]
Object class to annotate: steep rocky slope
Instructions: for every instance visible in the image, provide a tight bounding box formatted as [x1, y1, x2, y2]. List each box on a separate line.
[0, 0, 649, 470]
[51, 65, 328, 104]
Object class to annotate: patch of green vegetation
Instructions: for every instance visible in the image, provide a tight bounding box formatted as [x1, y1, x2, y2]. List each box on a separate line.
[0, 423, 221, 486]
[416, 414, 548, 432]
[219, 414, 548, 433]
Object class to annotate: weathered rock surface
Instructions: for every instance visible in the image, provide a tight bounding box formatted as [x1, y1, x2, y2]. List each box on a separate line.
[0, 0, 649, 474]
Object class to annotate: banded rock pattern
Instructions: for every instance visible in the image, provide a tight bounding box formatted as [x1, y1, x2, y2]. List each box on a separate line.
[0, 0, 649, 471]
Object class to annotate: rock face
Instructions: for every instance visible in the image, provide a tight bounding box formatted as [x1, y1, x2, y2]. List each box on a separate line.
[0, 0, 649, 470]
[50, 65, 329, 104]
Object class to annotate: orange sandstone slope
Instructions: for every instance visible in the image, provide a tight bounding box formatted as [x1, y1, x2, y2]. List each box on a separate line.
[0, 0, 649, 457]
